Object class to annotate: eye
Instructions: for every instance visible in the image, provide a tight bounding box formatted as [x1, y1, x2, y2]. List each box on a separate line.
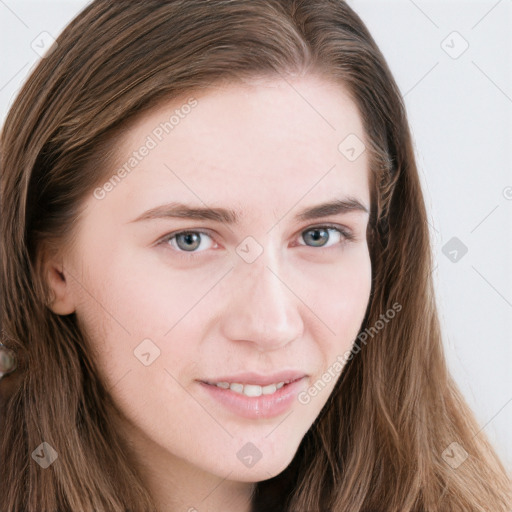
[159, 230, 216, 256]
[298, 225, 354, 248]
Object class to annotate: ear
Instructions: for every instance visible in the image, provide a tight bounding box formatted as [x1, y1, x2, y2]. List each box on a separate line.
[45, 258, 76, 315]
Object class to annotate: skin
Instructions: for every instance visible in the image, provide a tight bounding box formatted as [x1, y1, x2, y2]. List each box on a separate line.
[45, 74, 372, 512]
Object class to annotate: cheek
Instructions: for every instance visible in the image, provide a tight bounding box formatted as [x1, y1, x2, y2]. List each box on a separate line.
[293, 247, 371, 406]
[300, 245, 372, 337]
[297, 247, 372, 392]
[336, 253, 372, 328]
[71, 251, 213, 393]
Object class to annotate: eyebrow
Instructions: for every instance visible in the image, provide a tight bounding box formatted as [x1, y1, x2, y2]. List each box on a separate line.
[128, 197, 369, 225]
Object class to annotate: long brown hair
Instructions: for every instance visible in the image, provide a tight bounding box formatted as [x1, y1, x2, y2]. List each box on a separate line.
[1, 1, 511, 510]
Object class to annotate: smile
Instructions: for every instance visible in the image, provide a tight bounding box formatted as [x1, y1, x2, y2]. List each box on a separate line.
[204, 380, 288, 397]
[198, 375, 307, 419]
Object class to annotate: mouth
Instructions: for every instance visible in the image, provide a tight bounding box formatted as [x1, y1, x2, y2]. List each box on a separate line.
[201, 377, 301, 397]
[197, 372, 308, 419]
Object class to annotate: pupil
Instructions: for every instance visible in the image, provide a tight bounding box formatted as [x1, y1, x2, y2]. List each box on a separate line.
[306, 228, 328, 247]
[178, 232, 200, 251]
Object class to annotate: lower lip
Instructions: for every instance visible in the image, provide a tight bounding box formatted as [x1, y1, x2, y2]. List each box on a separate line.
[198, 377, 306, 419]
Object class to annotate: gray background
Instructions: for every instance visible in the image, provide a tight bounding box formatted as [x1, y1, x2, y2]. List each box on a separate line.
[1, 0, 511, 471]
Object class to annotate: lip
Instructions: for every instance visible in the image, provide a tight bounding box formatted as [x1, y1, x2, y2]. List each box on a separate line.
[197, 372, 307, 419]
[201, 370, 307, 387]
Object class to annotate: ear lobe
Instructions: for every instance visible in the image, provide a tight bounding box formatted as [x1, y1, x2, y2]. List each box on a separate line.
[45, 261, 76, 315]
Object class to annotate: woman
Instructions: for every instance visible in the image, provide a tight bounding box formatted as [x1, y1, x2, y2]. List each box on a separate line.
[1, 1, 511, 511]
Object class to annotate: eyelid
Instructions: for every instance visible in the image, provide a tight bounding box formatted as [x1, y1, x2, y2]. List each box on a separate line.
[157, 223, 355, 258]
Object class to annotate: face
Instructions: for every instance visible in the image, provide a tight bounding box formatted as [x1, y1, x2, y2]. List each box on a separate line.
[48, 74, 372, 488]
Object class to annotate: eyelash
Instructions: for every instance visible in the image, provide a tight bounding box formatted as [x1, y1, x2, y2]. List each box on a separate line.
[158, 224, 355, 260]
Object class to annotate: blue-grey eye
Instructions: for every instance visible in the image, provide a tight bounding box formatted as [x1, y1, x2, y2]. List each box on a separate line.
[175, 232, 205, 251]
[166, 231, 215, 252]
[301, 227, 344, 248]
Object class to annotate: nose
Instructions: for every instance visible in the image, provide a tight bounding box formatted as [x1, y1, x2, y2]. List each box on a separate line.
[219, 252, 304, 352]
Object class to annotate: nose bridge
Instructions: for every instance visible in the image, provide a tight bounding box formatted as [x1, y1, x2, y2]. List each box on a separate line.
[245, 253, 288, 316]
[221, 240, 304, 349]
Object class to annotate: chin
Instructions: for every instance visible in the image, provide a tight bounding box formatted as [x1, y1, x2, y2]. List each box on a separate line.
[227, 466, 285, 483]
[220, 449, 298, 483]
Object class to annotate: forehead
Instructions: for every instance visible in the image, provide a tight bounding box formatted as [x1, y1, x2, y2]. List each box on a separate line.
[100, 75, 370, 219]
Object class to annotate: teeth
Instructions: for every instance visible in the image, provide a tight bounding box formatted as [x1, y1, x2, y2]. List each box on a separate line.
[213, 381, 287, 396]
[230, 383, 244, 394]
[261, 384, 276, 394]
[243, 384, 262, 397]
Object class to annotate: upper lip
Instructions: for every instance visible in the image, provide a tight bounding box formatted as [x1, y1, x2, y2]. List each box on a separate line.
[200, 370, 307, 387]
